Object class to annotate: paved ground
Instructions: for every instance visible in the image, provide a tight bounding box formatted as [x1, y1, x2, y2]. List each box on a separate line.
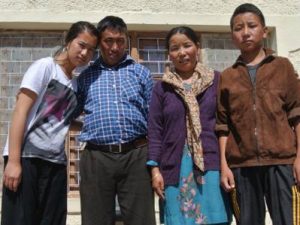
[0, 196, 272, 225]
[67, 214, 272, 225]
[67, 214, 81, 225]
[67, 214, 124, 225]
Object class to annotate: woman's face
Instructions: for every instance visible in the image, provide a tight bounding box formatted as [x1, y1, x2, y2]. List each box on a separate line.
[168, 33, 199, 76]
[66, 31, 98, 67]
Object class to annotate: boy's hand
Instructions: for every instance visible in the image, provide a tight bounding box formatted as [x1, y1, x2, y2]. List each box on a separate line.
[3, 160, 22, 192]
[294, 122, 300, 188]
[293, 155, 300, 188]
[221, 164, 235, 192]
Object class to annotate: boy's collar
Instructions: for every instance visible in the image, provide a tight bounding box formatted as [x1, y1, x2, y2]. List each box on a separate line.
[233, 48, 275, 67]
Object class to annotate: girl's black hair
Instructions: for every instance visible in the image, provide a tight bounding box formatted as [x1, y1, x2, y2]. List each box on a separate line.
[55, 21, 99, 57]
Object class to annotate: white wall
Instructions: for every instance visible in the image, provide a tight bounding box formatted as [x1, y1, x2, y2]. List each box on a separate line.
[0, 0, 299, 71]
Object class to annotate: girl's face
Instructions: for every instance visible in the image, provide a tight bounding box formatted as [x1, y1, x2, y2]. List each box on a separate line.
[66, 31, 98, 67]
[168, 33, 199, 77]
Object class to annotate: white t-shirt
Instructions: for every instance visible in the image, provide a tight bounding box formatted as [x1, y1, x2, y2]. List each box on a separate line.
[3, 57, 78, 164]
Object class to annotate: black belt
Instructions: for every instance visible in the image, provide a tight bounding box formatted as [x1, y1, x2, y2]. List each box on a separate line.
[86, 137, 148, 154]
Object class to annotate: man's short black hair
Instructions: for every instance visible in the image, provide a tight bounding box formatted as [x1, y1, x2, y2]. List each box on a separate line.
[230, 3, 265, 30]
[97, 16, 128, 36]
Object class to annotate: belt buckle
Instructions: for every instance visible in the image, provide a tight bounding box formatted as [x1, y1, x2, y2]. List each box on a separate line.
[117, 143, 122, 153]
[109, 144, 122, 153]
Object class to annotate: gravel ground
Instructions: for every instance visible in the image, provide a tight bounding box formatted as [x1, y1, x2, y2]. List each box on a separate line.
[67, 214, 81, 225]
[0, 212, 271, 225]
[67, 215, 124, 225]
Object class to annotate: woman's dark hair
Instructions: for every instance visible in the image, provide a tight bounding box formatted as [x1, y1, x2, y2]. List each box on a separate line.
[54, 21, 99, 57]
[230, 3, 265, 30]
[165, 26, 199, 51]
[97, 16, 128, 37]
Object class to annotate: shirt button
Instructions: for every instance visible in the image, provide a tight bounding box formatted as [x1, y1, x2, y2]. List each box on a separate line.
[112, 84, 116, 88]
[114, 101, 117, 104]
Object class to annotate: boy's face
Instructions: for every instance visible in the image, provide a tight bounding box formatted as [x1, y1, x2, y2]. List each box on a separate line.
[231, 12, 268, 54]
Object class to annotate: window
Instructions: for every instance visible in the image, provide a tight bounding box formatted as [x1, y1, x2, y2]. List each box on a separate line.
[66, 130, 82, 191]
[137, 37, 169, 78]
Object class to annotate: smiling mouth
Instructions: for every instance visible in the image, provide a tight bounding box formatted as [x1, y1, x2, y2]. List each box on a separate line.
[179, 59, 189, 63]
[78, 57, 86, 63]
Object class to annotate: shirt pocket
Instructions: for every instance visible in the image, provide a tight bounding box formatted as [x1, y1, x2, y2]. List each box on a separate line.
[228, 89, 253, 124]
[259, 87, 285, 120]
[121, 76, 141, 102]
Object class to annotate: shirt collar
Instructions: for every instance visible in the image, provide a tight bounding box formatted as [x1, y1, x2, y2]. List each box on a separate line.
[233, 48, 275, 68]
[95, 54, 135, 69]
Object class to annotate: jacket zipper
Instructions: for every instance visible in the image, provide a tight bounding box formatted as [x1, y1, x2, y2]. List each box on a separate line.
[246, 66, 260, 163]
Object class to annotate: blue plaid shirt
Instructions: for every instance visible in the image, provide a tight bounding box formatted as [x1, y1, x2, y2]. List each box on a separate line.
[76, 54, 153, 144]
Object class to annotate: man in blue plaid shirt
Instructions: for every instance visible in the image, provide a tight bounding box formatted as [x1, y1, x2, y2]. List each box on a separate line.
[76, 16, 155, 225]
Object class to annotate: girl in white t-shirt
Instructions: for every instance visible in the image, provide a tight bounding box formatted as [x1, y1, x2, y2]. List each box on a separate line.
[1, 21, 98, 225]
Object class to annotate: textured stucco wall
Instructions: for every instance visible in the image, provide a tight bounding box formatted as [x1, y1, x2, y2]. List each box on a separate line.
[0, 0, 299, 14]
[0, 0, 299, 25]
[289, 48, 300, 74]
[1, 0, 300, 62]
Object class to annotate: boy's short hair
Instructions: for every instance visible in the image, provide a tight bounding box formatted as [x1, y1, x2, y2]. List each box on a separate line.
[230, 3, 265, 30]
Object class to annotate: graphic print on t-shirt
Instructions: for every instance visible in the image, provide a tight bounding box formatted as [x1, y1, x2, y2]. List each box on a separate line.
[22, 79, 78, 163]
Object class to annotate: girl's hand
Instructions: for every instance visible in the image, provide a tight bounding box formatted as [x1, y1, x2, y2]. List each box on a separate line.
[3, 160, 22, 192]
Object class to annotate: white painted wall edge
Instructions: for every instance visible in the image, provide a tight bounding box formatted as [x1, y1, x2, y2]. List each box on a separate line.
[0, 12, 299, 57]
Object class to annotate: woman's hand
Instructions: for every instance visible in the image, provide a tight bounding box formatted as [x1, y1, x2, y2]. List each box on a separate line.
[3, 160, 22, 192]
[151, 167, 165, 199]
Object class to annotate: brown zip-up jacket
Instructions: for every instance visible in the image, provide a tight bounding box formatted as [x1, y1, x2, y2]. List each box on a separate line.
[216, 49, 300, 168]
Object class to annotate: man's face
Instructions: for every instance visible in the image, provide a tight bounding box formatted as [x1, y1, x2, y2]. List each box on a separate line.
[99, 28, 127, 67]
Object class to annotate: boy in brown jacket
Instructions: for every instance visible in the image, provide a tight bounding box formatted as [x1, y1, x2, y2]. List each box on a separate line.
[216, 3, 300, 225]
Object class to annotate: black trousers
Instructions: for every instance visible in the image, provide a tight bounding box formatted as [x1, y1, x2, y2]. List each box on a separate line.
[230, 165, 300, 225]
[1, 157, 67, 225]
[80, 145, 156, 225]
